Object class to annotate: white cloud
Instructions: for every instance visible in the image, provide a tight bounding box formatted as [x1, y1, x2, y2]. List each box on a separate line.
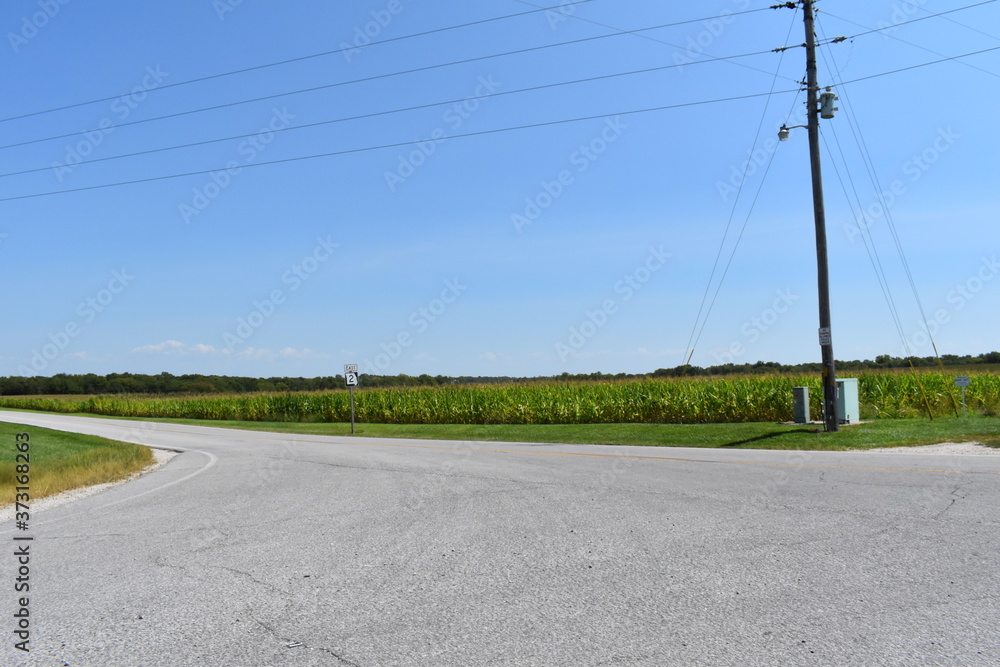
[238, 347, 271, 359]
[132, 340, 229, 356]
[132, 340, 185, 354]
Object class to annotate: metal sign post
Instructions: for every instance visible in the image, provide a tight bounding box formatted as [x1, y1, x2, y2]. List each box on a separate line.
[955, 376, 971, 419]
[345, 364, 359, 434]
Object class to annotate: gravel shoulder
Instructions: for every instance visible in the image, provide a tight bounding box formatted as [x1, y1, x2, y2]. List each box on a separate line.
[862, 441, 1000, 455]
[0, 447, 177, 522]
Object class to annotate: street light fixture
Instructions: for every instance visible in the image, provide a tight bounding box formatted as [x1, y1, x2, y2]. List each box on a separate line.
[777, 124, 806, 142]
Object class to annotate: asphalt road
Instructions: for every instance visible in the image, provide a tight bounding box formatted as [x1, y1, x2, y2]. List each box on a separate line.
[0, 411, 998, 667]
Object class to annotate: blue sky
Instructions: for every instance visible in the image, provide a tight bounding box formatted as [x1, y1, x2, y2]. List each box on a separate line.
[2, 0, 998, 379]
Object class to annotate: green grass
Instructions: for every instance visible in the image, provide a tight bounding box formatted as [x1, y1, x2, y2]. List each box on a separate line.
[20, 412, 998, 451]
[0, 421, 153, 505]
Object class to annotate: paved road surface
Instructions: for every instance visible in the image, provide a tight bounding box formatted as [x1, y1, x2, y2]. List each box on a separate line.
[0, 411, 997, 666]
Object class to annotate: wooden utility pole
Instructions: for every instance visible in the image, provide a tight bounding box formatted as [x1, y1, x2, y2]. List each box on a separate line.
[803, 0, 839, 432]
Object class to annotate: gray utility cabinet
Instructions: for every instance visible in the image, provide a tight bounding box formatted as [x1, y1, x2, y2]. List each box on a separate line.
[836, 378, 860, 424]
[792, 386, 810, 424]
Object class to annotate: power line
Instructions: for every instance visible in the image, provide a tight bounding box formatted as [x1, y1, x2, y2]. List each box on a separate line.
[0, 2, 778, 126]
[0, 88, 797, 203]
[835, 0, 998, 41]
[817, 15, 951, 401]
[513, 0, 803, 84]
[916, 2, 1000, 42]
[682, 6, 801, 369]
[0, 22, 788, 152]
[0, 1, 596, 124]
[0, 48, 779, 179]
[838, 45, 1000, 84]
[5, 43, 990, 201]
[813, 27, 909, 352]
[818, 20, 957, 414]
[822, 124, 910, 356]
[821, 10, 999, 79]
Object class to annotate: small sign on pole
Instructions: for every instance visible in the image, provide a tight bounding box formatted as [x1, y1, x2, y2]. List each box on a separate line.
[818, 327, 832, 346]
[955, 376, 971, 419]
[345, 364, 359, 433]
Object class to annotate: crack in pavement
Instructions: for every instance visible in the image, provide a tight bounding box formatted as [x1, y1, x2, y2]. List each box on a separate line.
[249, 611, 363, 666]
[209, 564, 294, 597]
[312, 644, 364, 667]
[934, 484, 968, 520]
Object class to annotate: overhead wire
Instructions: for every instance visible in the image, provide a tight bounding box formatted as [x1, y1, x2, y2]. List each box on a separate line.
[822, 8, 999, 78]
[681, 6, 802, 370]
[818, 16, 948, 348]
[832, 0, 998, 41]
[837, 45, 1000, 85]
[814, 22, 912, 357]
[0, 48, 783, 179]
[0, 0, 597, 123]
[0, 2, 778, 124]
[5, 4, 989, 155]
[816, 15, 957, 415]
[820, 127, 909, 354]
[0, 34, 787, 151]
[2, 8, 993, 213]
[0, 88, 799, 203]
[915, 2, 1000, 41]
[511, 0, 804, 83]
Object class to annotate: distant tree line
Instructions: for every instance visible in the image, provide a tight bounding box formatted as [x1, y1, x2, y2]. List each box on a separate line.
[650, 352, 1000, 378]
[1, 352, 997, 396]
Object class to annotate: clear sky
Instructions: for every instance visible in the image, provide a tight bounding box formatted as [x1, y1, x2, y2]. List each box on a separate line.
[2, 0, 998, 379]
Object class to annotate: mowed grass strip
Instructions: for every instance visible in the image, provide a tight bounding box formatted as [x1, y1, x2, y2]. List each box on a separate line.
[15, 414, 996, 451]
[0, 422, 153, 505]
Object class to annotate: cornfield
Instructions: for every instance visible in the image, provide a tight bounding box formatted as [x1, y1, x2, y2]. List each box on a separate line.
[1, 372, 997, 424]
